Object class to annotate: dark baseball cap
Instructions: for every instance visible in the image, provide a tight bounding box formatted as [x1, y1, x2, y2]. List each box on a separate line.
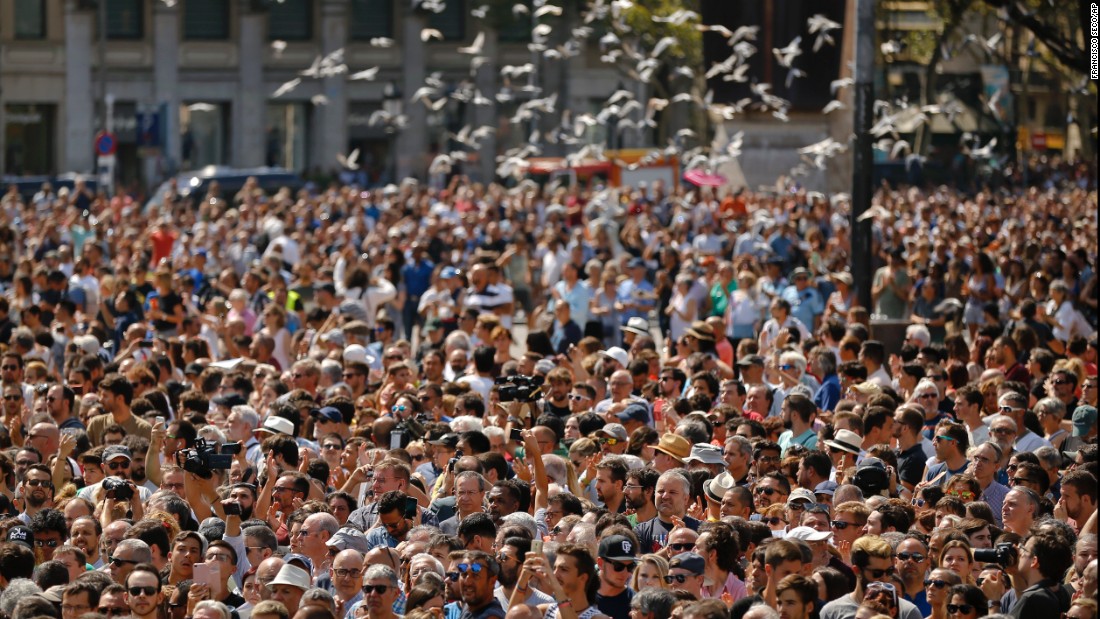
[6, 525, 34, 549]
[310, 406, 343, 424]
[598, 534, 638, 562]
[429, 433, 459, 448]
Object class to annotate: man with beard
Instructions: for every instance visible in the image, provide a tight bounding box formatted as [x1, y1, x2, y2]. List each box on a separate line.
[76, 445, 151, 504]
[226, 483, 257, 520]
[456, 550, 506, 618]
[634, 470, 699, 554]
[595, 534, 637, 617]
[18, 464, 54, 524]
[595, 457, 627, 513]
[365, 491, 415, 551]
[46, 384, 83, 431]
[494, 537, 553, 608]
[777, 394, 818, 455]
[70, 515, 102, 568]
[121, 436, 156, 494]
[776, 575, 817, 619]
[87, 373, 151, 444]
[623, 468, 658, 526]
[752, 441, 782, 478]
[752, 473, 790, 515]
[124, 564, 164, 619]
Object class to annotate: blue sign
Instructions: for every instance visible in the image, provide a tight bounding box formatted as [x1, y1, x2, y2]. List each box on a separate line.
[136, 110, 162, 148]
[95, 132, 117, 156]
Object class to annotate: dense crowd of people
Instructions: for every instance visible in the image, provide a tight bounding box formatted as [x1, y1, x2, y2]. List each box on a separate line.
[0, 172, 1095, 619]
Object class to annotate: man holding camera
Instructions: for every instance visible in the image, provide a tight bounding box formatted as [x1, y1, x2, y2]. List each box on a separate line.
[1003, 530, 1073, 618]
[76, 445, 151, 505]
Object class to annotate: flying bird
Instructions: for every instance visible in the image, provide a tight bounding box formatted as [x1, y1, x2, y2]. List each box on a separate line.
[349, 67, 380, 81]
[421, 28, 444, 42]
[311, 94, 329, 106]
[337, 148, 360, 170]
[807, 14, 841, 51]
[772, 36, 802, 68]
[271, 40, 287, 57]
[272, 78, 301, 98]
[534, 4, 562, 17]
[370, 37, 395, 48]
[458, 32, 485, 55]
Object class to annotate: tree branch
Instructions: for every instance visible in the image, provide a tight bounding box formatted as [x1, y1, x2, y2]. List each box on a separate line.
[981, 0, 1088, 74]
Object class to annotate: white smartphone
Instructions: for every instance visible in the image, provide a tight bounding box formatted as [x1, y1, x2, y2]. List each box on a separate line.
[155, 416, 165, 427]
[192, 562, 216, 588]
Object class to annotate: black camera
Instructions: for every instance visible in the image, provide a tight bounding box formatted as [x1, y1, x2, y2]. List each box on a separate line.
[973, 542, 1017, 566]
[180, 438, 240, 479]
[495, 374, 544, 403]
[103, 477, 133, 501]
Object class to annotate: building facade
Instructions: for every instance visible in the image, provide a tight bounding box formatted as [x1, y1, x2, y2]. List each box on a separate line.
[1, 0, 633, 189]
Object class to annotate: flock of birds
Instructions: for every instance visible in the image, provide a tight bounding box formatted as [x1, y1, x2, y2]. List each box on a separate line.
[251, 0, 1023, 187]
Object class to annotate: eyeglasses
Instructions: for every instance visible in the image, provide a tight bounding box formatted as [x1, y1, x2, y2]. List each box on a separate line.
[333, 568, 362, 578]
[322, 444, 342, 451]
[110, 556, 141, 566]
[445, 571, 460, 581]
[918, 393, 938, 400]
[273, 485, 298, 493]
[1011, 477, 1038, 486]
[754, 487, 779, 496]
[107, 461, 128, 470]
[568, 394, 591, 401]
[934, 435, 957, 443]
[787, 502, 808, 512]
[1052, 379, 1072, 385]
[764, 517, 786, 525]
[924, 579, 950, 588]
[128, 586, 157, 597]
[991, 427, 1015, 435]
[948, 490, 975, 500]
[62, 605, 90, 614]
[206, 553, 233, 562]
[1, 365, 19, 371]
[25, 479, 52, 487]
[664, 574, 693, 584]
[831, 520, 857, 530]
[757, 455, 781, 463]
[863, 567, 896, 579]
[3, 395, 22, 401]
[457, 563, 485, 575]
[667, 543, 694, 552]
[607, 560, 635, 572]
[35, 539, 59, 548]
[896, 552, 925, 562]
[392, 405, 407, 413]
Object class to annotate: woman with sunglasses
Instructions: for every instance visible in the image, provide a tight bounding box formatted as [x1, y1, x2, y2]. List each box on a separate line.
[630, 554, 670, 591]
[924, 568, 962, 619]
[945, 584, 986, 619]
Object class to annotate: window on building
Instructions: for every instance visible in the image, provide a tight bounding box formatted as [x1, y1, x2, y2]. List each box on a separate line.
[268, 0, 312, 41]
[184, 0, 231, 40]
[428, 0, 465, 41]
[106, 0, 144, 40]
[3, 103, 56, 175]
[14, 0, 46, 39]
[350, 0, 393, 40]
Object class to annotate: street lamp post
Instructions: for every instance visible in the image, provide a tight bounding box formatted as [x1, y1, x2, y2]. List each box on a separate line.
[383, 80, 402, 184]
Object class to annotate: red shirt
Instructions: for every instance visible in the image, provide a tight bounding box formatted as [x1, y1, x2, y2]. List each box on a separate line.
[149, 229, 177, 266]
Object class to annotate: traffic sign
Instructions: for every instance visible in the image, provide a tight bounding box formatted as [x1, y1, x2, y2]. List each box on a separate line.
[95, 131, 117, 156]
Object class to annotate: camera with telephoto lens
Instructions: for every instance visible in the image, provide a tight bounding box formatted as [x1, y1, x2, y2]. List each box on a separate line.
[103, 477, 133, 501]
[495, 374, 544, 403]
[180, 438, 241, 479]
[973, 542, 1017, 566]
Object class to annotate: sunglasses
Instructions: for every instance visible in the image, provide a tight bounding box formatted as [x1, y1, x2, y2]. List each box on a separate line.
[924, 579, 950, 588]
[457, 563, 484, 575]
[111, 556, 141, 566]
[445, 571, 460, 581]
[831, 520, 856, 530]
[667, 543, 694, 552]
[934, 435, 957, 443]
[128, 586, 157, 597]
[391, 405, 407, 413]
[363, 585, 391, 595]
[607, 560, 635, 573]
[25, 479, 52, 487]
[764, 517, 786, 525]
[599, 437, 620, 446]
[664, 574, 692, 584]
[107, 461, 128, 470]
[754, 487, 779, 496]
[948, 490, 975, 500]
[896, 552, 925, 562]
[2, 395, 21, 401]
[568, 394, 591, 401]
[99, 608, 129, 617]
[1052, 379, 1072, 385]
[947, 605, 975, 614]
[864, 567, 896, 579]
[992, 427, 1015, 435]
[35, 540, 59, 548]
[1011, 477, 1038, 486]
